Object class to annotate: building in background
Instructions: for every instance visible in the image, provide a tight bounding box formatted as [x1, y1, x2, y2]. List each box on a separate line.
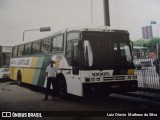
[142, 21, 159, 39]
[150, 21, 158, 38]
[142, 26, 153, 39]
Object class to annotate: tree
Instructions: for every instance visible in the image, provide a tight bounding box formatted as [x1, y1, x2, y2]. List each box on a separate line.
[133, 39, 148, 47]
[147, 38, 160, 52]
[133, 38, 160, 52]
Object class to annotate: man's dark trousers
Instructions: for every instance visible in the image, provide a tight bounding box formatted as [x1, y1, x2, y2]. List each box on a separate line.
[45, 77, 57, 99]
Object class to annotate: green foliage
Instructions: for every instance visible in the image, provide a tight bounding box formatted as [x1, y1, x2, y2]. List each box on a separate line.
[133, 39, 148, 46]
[133, 38, 160, 52]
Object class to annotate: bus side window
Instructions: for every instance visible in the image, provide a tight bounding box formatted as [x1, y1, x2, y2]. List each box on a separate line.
[66, 32, 80, 66]
[52, 35, 63, 53]
[73, 42, 79, 66]
[24, 43, 32, 55]
[72, 42, 79, 74]
[12, 46, 18, 57]
[67, 41, 79, 66]
[32, 41, 41, 54]
[66, 40, 72, 66]
[41, 38, 52, 53]
[17, 45, 25, 56]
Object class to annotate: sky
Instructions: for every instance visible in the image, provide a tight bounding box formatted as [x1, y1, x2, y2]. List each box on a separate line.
[0, 0, 160, 46]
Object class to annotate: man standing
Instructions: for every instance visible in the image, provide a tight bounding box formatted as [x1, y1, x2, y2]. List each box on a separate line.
[153, 57, 160, 76]
[43, 60, 58, 101]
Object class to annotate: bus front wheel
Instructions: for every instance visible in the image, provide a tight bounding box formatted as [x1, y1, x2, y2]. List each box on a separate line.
[57, 75, 67, 98]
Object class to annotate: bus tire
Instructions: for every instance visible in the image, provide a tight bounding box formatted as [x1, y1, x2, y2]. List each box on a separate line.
[57, 75, 67, 98]
[17, 71, 22, 86]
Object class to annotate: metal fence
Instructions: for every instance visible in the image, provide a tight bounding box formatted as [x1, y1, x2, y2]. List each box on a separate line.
[135, 58, 160, 90]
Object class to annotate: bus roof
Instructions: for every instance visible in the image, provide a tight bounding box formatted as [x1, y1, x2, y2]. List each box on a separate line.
[38, 26, 128, 37]
[38, 26, 129, 40]
[67, 26, 128, 33]
[14, 26, 129, 46]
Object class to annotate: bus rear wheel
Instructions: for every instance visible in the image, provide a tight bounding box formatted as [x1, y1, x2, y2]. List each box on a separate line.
[57, 76, 67, 98]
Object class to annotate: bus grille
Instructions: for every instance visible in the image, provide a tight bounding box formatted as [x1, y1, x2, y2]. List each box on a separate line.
[4, 69, 9, 72]
[103, 76, 126, 81]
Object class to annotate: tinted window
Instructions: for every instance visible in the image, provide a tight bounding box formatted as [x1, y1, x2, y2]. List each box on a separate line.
[18, 45, 24, 56]
[66, 32, 80, 66]
[24, 43, 32, 55]
[52, 35, 63, 52]
[32, 41, 41, 54]
[12, 46, 18, 57]
[41, 38, 52, 53]
[66, 40, 72, 65]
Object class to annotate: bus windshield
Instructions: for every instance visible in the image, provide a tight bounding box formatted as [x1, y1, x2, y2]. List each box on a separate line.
[82, 31, 133, 71]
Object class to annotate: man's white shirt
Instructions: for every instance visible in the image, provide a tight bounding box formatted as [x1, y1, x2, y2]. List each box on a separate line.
[46, 65, 57, 77]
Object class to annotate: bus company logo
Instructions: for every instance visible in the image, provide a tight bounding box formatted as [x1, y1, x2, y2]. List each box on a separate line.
[92, 72, 110, 76]
[10, 58, 32, 67]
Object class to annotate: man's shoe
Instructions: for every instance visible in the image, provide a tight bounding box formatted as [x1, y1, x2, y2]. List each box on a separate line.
[43, 98, 48, 101]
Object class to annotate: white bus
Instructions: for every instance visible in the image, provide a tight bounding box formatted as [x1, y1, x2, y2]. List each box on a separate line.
[0, 46, 12, 78]
[10, 27, 137, 97]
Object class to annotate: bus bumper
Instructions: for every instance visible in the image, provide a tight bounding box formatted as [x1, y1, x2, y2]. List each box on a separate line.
[83, 80, 138, 96]
[0, 74, 10, 79]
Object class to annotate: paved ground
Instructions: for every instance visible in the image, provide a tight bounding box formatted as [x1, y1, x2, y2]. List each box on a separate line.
[0, 79, 160, 120]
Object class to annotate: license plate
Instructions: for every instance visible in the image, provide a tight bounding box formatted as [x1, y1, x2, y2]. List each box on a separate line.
[111, 85, 119, 89]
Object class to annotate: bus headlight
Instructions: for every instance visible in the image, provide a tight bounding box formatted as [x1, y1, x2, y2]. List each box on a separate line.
[91, 78, 95, 82]
[132, 75, 137, 79]
[85, 78, 90, 82]
[128, 76, 131, 79]
[96, 78, 100, 81]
